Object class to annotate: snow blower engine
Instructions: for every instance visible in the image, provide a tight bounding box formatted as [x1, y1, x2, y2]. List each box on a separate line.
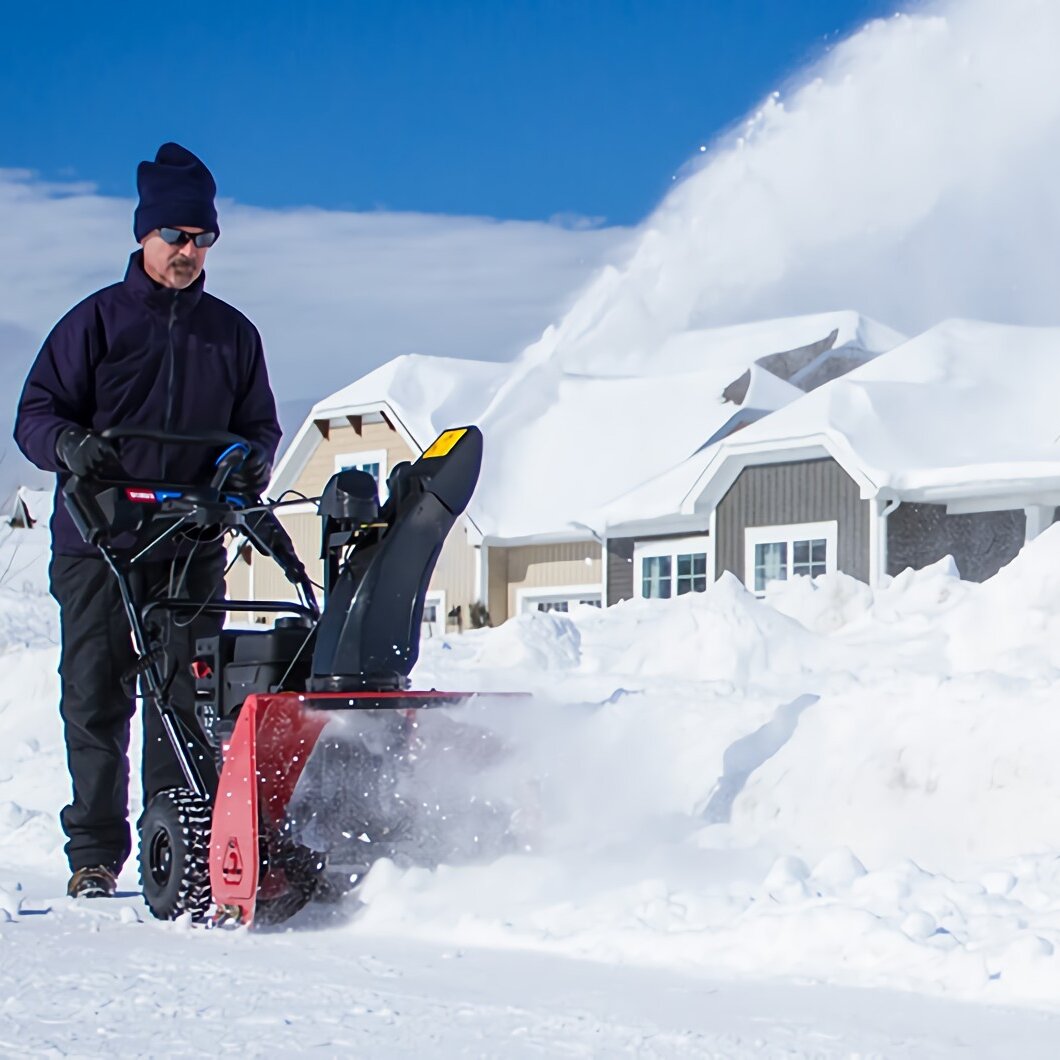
[62, 423, 486, 926]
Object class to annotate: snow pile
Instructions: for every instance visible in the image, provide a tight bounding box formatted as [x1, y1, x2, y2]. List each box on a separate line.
[0, 527, 64, 874]
[353, 527, 1060, 1007]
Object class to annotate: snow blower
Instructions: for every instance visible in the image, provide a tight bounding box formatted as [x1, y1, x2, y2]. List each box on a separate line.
[62, 423, 503, 926]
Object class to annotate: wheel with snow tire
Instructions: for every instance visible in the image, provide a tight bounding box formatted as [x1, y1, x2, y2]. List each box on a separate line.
[139, 788, 213, 922]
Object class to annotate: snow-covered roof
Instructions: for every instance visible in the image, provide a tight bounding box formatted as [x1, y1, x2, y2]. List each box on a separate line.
[3, 487, 52, 529]
[273, 310, 902, 542]
[664, 319, 1060, 519]
[270, 354, 507, 512]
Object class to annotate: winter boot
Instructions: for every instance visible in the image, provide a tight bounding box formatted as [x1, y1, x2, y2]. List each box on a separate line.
[67, 866, 117, 898]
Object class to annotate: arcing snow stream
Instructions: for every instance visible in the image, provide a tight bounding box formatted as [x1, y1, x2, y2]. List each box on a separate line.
[4, 525, 1060, 1054]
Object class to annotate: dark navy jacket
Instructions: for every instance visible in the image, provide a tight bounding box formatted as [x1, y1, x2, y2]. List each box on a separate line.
[14, 251, 281, 557]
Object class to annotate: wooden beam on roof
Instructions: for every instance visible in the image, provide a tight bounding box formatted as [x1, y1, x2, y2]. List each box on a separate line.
[380, 410, 395, 432]
[347, 415, 363, 435]
[314, 418, 330, 440]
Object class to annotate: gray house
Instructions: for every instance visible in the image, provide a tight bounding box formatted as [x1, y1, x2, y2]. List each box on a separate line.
[602, 319, 1060, 598]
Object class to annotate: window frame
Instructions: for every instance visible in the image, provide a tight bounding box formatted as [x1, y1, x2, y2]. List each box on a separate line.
[333, 448, 389, 500]
[633, 535, 712, 600]
[743, 520, 838, 595]
[421, 589, 446, 639]
[516, 583, 603, 615]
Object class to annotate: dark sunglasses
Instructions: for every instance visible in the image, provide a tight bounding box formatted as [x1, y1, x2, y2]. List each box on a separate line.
[158, 227, 218, 249]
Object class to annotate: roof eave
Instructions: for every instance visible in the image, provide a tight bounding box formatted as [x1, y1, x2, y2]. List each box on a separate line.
[603, 514, 712, 539]
[678, 432, 881, 516]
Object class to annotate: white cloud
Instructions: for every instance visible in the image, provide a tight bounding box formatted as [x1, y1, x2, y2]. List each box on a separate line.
[0, 171, 628, 492]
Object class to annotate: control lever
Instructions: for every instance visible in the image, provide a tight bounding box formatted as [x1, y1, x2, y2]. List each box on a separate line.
[210, 442, 251, 491]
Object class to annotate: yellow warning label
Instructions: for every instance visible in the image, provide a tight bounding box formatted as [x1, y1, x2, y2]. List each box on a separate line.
[422, 428, 467, 459]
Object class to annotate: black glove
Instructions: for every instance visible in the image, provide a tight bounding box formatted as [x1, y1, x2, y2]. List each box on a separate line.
[55, 427, 121, 478]
[224, 446, 272, 497]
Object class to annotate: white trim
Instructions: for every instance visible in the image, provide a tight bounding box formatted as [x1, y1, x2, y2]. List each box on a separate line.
[1025, 505, 1054, 543]
[709, 506, 719, 583]
[515, 583, 603, 615]
[944, 490, 1060, 514]
[744, 520, 838, 594]
[633, 534, 711, 600]
[479, 529, 599, 548]
[603, 514, 711, 538]
[680, 433, 880, 517]
[872, 495, 900, 588]
[269, 398, 424, 500]
[601, 538, 609, 607]
[422, 590, 446, 638]
[334, 447, 388, 474]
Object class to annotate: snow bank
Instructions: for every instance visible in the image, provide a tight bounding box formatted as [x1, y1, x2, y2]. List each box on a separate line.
[380, 528, 1060, 1006]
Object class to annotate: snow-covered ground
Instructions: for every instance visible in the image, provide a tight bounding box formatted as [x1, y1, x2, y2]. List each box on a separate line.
[6, 524, 1060, 1054]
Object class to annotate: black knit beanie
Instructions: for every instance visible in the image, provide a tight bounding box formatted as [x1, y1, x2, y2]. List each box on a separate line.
[133, 142, 219, 242]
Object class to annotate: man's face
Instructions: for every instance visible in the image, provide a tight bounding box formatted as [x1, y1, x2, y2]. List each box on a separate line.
[140, 226, 212, 289]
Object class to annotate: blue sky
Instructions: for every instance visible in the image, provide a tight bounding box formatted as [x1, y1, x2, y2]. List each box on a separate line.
[2, 0, 895, 225]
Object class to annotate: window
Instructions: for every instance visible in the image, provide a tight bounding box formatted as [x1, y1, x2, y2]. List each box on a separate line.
[676, 553, 707, 595]
[744, 521, 837, 594]
[516, 585, 603, 615]
[334, 449, 388, 499]
[642, 556, 671, 599]
[633, 536, 711, 600]
[421, 591, 445, 638]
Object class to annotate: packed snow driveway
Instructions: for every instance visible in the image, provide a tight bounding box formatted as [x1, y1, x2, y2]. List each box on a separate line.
[2, 880, 1059, 1057]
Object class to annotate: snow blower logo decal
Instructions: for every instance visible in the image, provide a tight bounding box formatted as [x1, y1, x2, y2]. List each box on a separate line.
[222, 837, 244, 884]
[423, 428, 467, 459]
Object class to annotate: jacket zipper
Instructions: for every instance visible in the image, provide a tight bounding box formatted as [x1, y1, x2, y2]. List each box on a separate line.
[162, 291, 179, 477]
[165, 291, 179, 431]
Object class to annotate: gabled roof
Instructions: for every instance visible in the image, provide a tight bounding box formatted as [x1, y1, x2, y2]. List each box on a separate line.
[269, 353, 506, 516]
[667, 319, 1060, 520]
[472, 310, 902, 539]
[2, 486, 52, 529]
[271, 310, 904, 543]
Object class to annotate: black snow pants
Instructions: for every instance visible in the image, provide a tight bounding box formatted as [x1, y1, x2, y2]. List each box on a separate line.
[49, 551, 225, 873]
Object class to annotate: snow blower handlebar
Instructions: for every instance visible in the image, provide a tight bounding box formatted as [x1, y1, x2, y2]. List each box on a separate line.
[61, 427, 316, 800]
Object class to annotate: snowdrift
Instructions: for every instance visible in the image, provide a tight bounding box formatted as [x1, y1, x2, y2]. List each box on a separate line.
[400, 527, 1060, 1006]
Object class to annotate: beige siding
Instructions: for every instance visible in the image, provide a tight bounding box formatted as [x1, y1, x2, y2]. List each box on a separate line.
[290, 419, 416, 499]
[431, 523, 480, 631]
[487, 546, 510, 625]
[226, 554, 251, 600]
[236, 511, 320, 624]
[273, 511, 325, 586]
[504, 542, 602, 619]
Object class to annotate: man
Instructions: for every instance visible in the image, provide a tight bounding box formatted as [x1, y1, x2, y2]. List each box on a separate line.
[14, 143, 281, 899]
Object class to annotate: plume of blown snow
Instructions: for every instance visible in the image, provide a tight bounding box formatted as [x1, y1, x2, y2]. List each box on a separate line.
[521, 0, 1060, 376]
